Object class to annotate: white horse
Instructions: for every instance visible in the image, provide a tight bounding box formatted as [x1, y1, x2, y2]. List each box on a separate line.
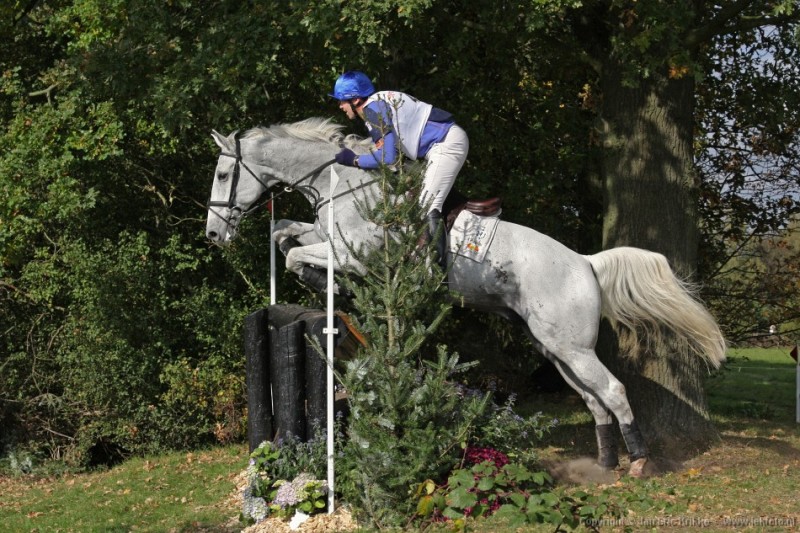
[206, 117, 726, 477]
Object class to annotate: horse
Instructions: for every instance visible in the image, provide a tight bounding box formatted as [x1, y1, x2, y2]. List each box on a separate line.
[205, 117, 726, 477]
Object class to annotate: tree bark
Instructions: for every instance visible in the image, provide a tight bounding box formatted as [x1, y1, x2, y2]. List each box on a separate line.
[597, 60, 719, 458]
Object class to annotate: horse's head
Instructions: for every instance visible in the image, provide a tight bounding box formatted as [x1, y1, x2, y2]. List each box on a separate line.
[206, 118, 359, 244]
[206, 130, 273, 244]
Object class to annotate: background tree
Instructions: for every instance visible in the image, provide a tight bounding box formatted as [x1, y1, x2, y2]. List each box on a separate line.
[698, 24, 800, 340]
[512, 0, 800, 453]
[2, 0, 799, 466]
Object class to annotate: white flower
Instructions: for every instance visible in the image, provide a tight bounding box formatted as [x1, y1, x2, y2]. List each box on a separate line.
[289, 510, 310, 530]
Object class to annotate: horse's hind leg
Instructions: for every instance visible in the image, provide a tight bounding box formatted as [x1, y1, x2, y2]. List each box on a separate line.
[545, 349, 648, 476]
[546, 356, 618, 468]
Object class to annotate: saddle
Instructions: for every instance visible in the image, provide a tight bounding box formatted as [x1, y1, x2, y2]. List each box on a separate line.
[442, 190, 502, 232]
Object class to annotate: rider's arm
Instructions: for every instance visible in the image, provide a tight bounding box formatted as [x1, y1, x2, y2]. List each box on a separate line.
[357, 101, 398, 169]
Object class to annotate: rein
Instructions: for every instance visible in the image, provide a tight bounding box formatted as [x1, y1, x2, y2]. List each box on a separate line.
[314, 178, 378, 214]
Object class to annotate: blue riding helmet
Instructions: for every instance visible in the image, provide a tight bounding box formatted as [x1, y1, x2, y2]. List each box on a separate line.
[329, 71, 376, 100]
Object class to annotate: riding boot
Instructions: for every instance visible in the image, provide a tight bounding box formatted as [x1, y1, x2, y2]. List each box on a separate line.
[426, 209, 447, 271]
[620, 420, 648, 460]
[595, 423, 619, 469]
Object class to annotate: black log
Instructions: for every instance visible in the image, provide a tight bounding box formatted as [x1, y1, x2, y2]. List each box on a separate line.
[269, 317, 307, 441]
[243, 309, 273, 452]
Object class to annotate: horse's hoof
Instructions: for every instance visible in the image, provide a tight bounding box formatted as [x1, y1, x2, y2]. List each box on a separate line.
[628, 457, 648, 478]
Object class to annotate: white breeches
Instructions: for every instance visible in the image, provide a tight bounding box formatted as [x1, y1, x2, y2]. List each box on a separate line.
[419, 124, 469, 214]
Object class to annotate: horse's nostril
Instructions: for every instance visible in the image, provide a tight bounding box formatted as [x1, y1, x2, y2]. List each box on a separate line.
[208, 231, 218, 240]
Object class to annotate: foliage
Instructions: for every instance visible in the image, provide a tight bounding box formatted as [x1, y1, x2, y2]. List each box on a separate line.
[414, 455, 624, 530]
[447, 385, 559, 467]
[470, 393, 557, 467]
[0, 0, 273, 464]
[242, 440, 329, 524]
[702, 224, 800, 342]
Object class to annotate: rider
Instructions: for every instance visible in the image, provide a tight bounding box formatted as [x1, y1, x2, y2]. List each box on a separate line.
[329, 71, 469, 269]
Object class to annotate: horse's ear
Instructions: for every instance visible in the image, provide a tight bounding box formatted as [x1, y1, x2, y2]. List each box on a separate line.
[210, 130, 230, 151]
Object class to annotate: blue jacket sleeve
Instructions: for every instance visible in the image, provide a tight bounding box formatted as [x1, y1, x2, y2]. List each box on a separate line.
[358, 102, 398, 168]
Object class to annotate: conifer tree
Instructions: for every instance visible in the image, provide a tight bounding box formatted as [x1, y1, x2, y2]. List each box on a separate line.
[335, 160, 489, 527]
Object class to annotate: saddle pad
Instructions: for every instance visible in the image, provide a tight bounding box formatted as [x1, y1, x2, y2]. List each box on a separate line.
[449, 210, 501, 263]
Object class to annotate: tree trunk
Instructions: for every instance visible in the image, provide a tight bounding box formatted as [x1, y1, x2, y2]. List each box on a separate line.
[597, 61, 719, 458]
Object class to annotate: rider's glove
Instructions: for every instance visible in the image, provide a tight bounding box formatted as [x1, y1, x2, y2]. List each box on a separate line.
[335, 148, 358, 167]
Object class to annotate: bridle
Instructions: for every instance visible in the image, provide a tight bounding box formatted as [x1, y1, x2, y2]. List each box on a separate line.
[206, 132, 335, 230]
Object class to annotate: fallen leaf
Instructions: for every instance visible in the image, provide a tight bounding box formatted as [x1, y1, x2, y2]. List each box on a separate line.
[684, 467, 703, 478]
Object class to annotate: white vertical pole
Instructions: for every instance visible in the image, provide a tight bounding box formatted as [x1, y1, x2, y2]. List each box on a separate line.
[268, 195, 277, 431]
[324, 168, 341, 513]
[796, 344, 799, 424]
[269, 193, 276, 305]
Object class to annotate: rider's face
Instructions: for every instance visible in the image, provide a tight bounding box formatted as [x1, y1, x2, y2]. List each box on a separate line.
[338, 98, 364, 120]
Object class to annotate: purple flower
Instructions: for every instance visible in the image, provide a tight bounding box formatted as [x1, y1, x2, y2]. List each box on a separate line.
[272, 473, 328, 509]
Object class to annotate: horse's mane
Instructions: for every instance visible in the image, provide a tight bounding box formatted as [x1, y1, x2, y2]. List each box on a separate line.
[241, 117, 369, 149]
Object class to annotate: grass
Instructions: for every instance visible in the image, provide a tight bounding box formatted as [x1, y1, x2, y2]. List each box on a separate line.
[706, 346, 798, 422]
[0, 445, 245, 532]
[1, 347, 799, 532]
[512, 346, 800, 532]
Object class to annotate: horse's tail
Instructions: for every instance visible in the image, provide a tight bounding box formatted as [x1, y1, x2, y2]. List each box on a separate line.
[585, 247, 726, 368]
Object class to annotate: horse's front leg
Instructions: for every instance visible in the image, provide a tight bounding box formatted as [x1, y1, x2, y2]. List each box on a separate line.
[285, 241, 355, 295]
[272, 219, 321, 257]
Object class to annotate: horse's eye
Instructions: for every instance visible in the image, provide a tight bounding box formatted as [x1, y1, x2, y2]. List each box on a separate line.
[217, 171, 229, 182]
